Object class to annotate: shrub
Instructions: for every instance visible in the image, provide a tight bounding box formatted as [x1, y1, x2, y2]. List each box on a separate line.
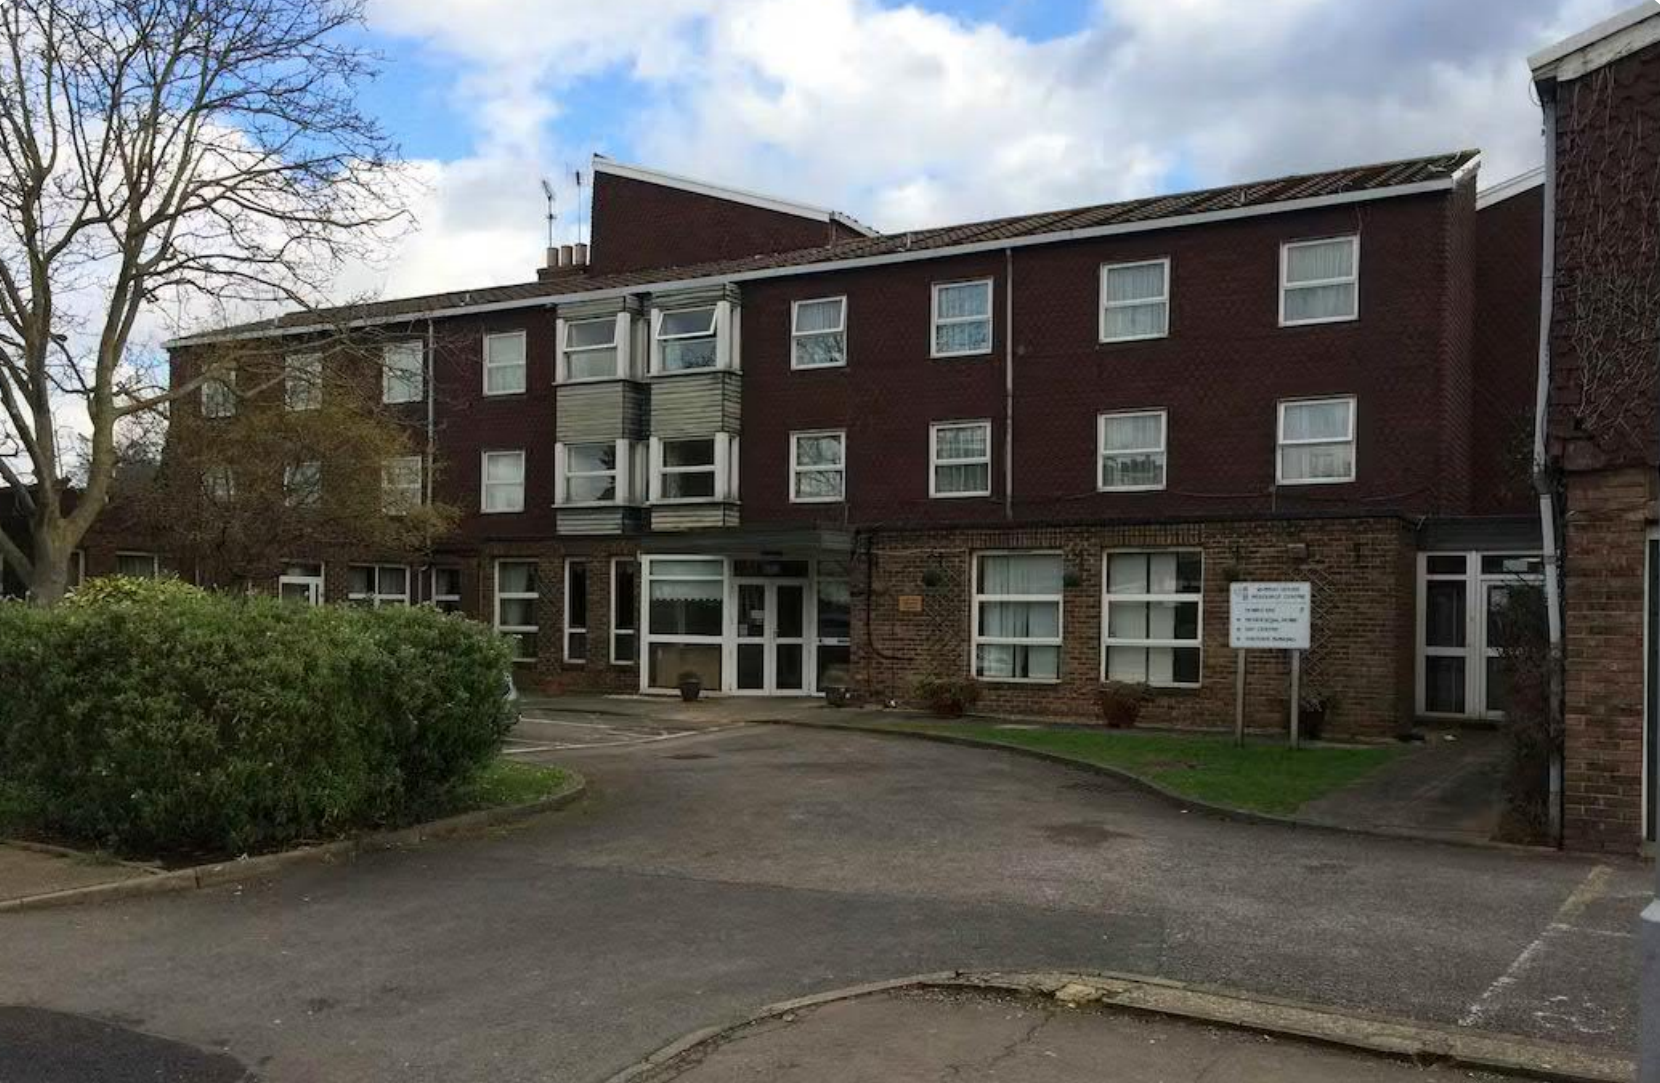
[0, 582, 514, 857]
[1097, 682, 1150, 728]
[1488, 582, 1555, 844]
[914, 676, 981, 718]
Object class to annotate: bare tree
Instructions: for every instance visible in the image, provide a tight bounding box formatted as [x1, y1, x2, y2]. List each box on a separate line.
[0, 0, 405, 604]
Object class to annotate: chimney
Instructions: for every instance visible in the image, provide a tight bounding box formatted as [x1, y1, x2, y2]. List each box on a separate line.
[559, 244, 574, 267]
[572, 242, 588, 267]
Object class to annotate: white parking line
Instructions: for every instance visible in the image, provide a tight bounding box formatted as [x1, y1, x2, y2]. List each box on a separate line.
[1459, 865, 1612, 1029]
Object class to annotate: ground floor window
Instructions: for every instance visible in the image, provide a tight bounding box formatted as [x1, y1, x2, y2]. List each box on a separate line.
[347, 564, 410, 607]
[817, 561, 852, 687]
[116, 551, 160, 579]
[1417, 551, 1542, 719]
[277, 561, 325, 605]
[430, 567, 462, 613]
[612, 558, 638, 664]
[565, 559, 588, 663]
[1103, 550, 1202, 687]
[645, 557, 724, 689]
[973, 552, 1063, 681]
[495, 560, 540, 663]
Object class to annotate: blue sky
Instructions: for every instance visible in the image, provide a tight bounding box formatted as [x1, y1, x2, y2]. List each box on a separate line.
[321, 0, 1633, 299]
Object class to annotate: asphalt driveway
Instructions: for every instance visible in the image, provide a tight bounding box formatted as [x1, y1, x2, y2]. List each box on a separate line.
[0, 722, 1645, 1082]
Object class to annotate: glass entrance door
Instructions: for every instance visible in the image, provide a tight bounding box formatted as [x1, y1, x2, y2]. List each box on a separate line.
[278, 562, 324, 605]
[732, 579, 808, 694]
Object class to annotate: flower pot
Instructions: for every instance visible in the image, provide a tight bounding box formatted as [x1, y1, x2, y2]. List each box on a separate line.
[824, 685, 852, 708]
[678, 678, 702, 702]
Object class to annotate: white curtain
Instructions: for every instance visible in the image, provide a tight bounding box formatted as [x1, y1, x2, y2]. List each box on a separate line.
[1282, 400, 1350, 440]
[937, 425, 987, 460]
[497, 562, 536, 595]
[1286, 240, 1353, 283]
[794, 299, 843, 332]
[978, 555, 1062, 679]
[1101, 413, 1163, 452]
[936, 283, 988, 318]
[1103, 264, 1168, 338]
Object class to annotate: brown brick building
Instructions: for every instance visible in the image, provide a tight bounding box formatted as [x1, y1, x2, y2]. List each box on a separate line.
[1531, 3, 1660, 852]
[79, 147, 1554, 776]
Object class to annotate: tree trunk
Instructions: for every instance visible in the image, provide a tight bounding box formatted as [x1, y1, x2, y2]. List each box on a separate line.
[28, 530, 73, 607]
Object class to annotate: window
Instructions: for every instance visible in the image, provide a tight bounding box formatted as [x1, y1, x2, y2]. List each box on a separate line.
[1103, 551, 1202, 687]
[1100, 259, 1170, 342]
[285, 353, 322, 411]
[652, 436, 731, 502]
[562, 317, 620, 381]
[484, 331, 527, 396]
[559, 443, 618, 504]
[201, 369, 235, 418]
[430, 567, 463, 614]
[973, 553, 1063, 682]
[481, 450, 526, 513]
[495, 560, 539, 663]
[382, 341, 424, 403]
[381, 456, 422, 515]
[1280, 236, 1358, 325]
[930, 421, 991, 498]
[1277, 397, 1356, 485]
[655, 306, 718, 372]
[612, 558, 638, 665]
[644, 557, 724, 689]
[284, 461, 321, 507]
[1098, 410, 1167, 491]
[564, 560, 588, 663]
[1418, 552, 1544, 719]
[116, 552, 160, 579]
[790, 430, 845, 502]
[347, 564, 409, 607]
[931, 279, 993, 357]
[791, 297, 846, 369]
[817, 561, 852, 688]
[203, 465, 235, 504]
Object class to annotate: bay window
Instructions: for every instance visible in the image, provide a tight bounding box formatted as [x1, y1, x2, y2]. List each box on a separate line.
[560, 316, 622, 381]
[650, 435, 735, 503]
[1103, 551, 1202, 687]
[558, 442, 619, 504]
[973, 553, 1064, 681]
[654, 306, 719, 372]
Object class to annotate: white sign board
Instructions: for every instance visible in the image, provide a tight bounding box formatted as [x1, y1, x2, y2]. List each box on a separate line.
[1229, 582, 1311, 650]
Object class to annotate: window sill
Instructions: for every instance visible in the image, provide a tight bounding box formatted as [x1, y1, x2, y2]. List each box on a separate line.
[789, 496, 846, 505]
[1274, 477, 1356, 487]
[650, 498, 738, 507]
[650, 366, 738, 379]
[556, 500, 639, 510]
[929, 491, 993, 500]
[1277, 314, 1358, 329]
[1096, 333, 1169, 346]
[974, 677, 1063, 687]
[482, 389, 529, 399]
[555, 375, 636, 386]
[789, 362, 848, 372]
[1096, 485, 1165, 494]
[930, 350, 992, 360]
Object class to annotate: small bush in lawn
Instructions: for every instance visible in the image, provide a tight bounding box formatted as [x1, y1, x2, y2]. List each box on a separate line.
[914, 676, 982, 718]
[0, 579, 514, 856]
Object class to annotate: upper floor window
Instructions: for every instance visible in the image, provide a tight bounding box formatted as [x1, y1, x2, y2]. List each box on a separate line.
[484, 332, 527, 396]
[481, 449, 526, 513]
[931, 279, 992, 358]
[382, 455, 422, 515]
[790, 430, 846, 502]
[382, 341, 424, 404]
[649, 434, 735, 503]
[558, 442, 618, 504]
[655, 306, 719, 372]
[1280, 236, 1358, 326]
[1100, 259, 1170, 342]
[791, 297, 847, 369]
[203, 464, 235, 504]
[930, 420, 991, 498]
[1277, 396, 1356, 485]
[285, 353, 322, 411]
[561, 317, 621, 381]
[201, 369, 236, 418]
[974, 552, 1063, 682]
[284, 461, 322, 507]
[1098, 410, 1167, 492]
[1104, 550, 1202, 687]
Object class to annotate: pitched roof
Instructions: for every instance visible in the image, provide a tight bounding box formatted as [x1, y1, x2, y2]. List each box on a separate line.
[171, 149, 1478, 346]
[1531, 1, 1660, 82]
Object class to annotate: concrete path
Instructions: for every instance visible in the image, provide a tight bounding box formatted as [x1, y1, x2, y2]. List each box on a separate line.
[633, 987, 1511, 1083]
[0, 720, 1645, 1082]
[1300, 727, 1508, 844]
[0, 843, 150, 903]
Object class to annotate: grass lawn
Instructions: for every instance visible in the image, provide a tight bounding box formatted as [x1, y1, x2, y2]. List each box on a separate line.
[856, 721, 1403, 815]
[456, 759, 574, 811]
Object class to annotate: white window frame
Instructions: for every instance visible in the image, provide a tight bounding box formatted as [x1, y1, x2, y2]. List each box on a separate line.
[200, 369, 236, 418]
[971, 551, 1065, 684]
[494, 559, 540, 664]
[564, 558, 588, 665]
[115, 551, 161, 579]
[1099, 258, 1171, 343]
[481, 449, 526, 514]
[1097, 409, 1167, 493]
[611, 557, 638, 666]
[347, 564, 410, 607]
[789, 429, 846, 503]
[640, 555, 727, 692]
[930, 279, 994, 359]
[483, 331, 527, 396]
[430, 566, 463, 613]
[556, 440, 624, 507]
[1415, 551, 1545, 721]
[284, 352, 322, 411]
[1276, 396, 1357, 486]
[284, 461, 322, 507]
[651, 304, 727, 375]
[790, 296, 848, 370]
[382, 340, 425, 404]
[649, 434, 735, 504]
[1101, 549, 1204, 689]
[203, 464, 236, 503]
[381, 455, 423, 515]
[1279, 235, 1360, 327]
[929, 420, 992, 498]
[558, 316, 623, 382]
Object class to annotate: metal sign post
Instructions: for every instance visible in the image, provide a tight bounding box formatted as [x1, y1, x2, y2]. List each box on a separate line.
[1229, 582, 1312, 751]
[1234, 649, 1247, 747]
[1289, 649, 1301, 751]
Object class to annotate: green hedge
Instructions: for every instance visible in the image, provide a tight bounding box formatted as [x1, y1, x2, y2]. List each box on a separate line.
[0, 578, 515, 856]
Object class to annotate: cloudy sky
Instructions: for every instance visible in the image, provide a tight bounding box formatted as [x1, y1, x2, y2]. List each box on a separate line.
[320, 0, 1632, 303]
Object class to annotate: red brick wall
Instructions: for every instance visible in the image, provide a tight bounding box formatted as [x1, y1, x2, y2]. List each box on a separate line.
[1435, 177, 1478, 513]
[740, 192, 1476, 530]
[1470, 186, 1543, 515]
[1561, 466, 1652, 852]
[853, 516, 1416, 740]
[588, 170, 857, 275]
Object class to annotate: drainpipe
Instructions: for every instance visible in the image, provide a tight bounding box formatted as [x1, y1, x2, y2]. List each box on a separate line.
[424, 318, 437, 600]
[1004, 247, 1014, 520]
[1532, 92, 1565, 849]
